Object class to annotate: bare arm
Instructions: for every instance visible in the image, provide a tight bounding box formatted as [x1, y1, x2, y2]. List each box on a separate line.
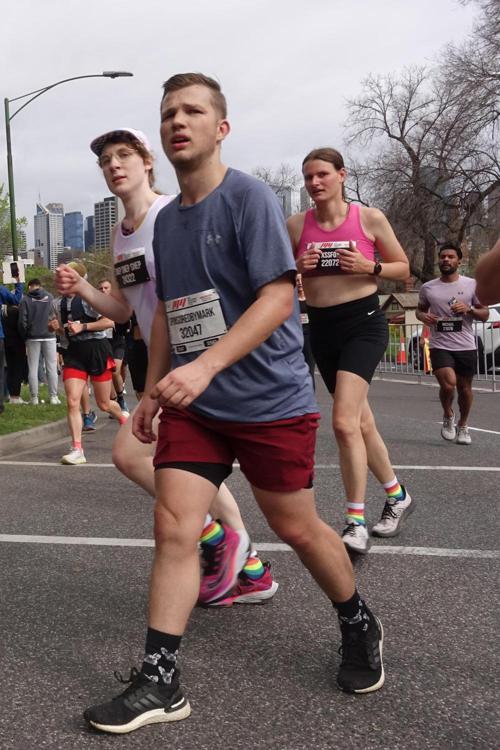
[415, 300, 439, 326]
[55, 264, 133, 323]
[475, 238, 500, 305]
[358, 207, 410, 280]
[287, 213, 321, 274]
[66, 316, 116, 336]
[132, 300, 171, 444]
[150, 273, 295, 409]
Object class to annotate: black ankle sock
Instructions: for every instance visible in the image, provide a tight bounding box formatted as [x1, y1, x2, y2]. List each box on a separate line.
[141, 628, 182, 685]
[332, 589, 370, 630]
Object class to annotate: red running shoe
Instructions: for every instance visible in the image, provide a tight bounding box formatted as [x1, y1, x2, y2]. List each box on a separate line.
[198, 524, 250, 605]
[207, 562, 279, 607]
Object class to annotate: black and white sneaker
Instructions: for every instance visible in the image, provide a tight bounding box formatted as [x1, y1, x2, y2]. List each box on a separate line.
[337, 611, 385, 694]
[84, 668, 191, 734]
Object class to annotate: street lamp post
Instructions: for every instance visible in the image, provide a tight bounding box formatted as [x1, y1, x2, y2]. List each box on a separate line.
[4, 71, 133, 260]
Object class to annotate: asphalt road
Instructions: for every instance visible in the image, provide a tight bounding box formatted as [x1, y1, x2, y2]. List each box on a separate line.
[1, 377, 499, 750]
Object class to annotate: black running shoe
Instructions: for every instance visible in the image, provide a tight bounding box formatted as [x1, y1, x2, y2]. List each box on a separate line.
[83, 667, 191, 734]
[337, 612, 385, 694]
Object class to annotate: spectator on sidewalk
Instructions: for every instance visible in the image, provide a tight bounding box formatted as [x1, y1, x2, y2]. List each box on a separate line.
[1, 302, 27, 403]
[0, 272, 23, 414]
[18, 278, 60, 405]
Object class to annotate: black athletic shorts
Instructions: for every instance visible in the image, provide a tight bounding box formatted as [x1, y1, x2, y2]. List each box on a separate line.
[111, 334, 126, 362]
[126, 338, 148, 393]
[62, 338, 114, 377]
[307, 292, 388, 393]
[430, 348, 477, 377]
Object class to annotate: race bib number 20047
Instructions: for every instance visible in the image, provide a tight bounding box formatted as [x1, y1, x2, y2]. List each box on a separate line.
[166, 289, 228, 354]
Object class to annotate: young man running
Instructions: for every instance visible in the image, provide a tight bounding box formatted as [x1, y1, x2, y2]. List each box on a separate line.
[417, 242, 488, 444]
[83, 73, 385, 735]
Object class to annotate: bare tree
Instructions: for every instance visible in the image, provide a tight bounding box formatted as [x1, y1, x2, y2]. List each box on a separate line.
[253, 163, 300, 218]
[252, 163, 300, 191]
[444, 0, 500, 128]
[346, 60, 500, 281]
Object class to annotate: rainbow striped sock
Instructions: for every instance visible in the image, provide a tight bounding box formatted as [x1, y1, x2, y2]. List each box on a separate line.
[200, 519, 224, 545]
[242, 555, 265, 580]
[383, 477, 405, 503]
[346, 501, 365, 526]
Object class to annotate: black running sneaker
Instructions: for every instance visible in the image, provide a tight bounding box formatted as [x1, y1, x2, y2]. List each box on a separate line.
[337, 612, 385, 694]
[83, 668, 191, 734]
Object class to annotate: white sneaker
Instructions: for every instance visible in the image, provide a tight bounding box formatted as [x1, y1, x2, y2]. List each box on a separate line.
[61, 448, 87, 465]
[441, 414, 456, 441]
[50, 395, 61, 405]
[456, 426, 472, 445]
[342, 522, 370, 554]
[9, 397, 27, 405]
[372, 488, 415, 538]
[29, 397, 39, 405]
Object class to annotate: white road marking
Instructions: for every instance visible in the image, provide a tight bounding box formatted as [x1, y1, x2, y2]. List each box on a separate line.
[434, 422, 500, 435]
[0, 534, 498, 559]
[1, 461, 500, 472]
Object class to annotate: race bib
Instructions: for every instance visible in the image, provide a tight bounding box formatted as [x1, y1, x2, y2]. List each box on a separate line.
[308, 241, 354, 274]
[166, 289, 228, 354]
[114, 248, 151, 288]
[437, 318, 462, 332]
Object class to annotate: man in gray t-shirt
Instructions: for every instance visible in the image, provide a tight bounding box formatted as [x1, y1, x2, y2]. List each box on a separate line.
[83, 73, 385, 736]
[417, 242, 488, 444]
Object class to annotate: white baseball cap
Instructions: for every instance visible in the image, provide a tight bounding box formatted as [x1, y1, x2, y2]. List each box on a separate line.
[90, 128, 152, 156]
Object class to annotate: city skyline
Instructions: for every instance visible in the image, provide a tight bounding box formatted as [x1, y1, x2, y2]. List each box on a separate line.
[2, 1, 477, 248]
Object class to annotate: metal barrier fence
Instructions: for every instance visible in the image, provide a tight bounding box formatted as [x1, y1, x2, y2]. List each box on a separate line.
[377, 322, 499, 391]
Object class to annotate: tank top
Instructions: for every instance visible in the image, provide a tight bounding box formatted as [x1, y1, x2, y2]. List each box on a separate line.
[296, 203, 375, 277]
[113, 194, 174, 348]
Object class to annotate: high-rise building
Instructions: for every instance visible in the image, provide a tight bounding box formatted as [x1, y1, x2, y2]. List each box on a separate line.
[63, 211, 84, 250]
[84, 215, 95, 251]
[34, 202, 64, 269]
[300, 186, 313, 212]
[94, 196, 123, 251]
[271, 185, 293, 218]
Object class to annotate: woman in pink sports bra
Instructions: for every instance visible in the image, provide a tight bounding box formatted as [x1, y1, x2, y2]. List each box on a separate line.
[288, 147, 415, 554]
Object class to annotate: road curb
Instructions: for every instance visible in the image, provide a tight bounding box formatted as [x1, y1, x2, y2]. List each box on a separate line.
[0, 419, 68, 458]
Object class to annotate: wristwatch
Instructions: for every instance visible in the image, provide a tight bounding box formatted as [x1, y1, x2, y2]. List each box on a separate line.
[82, 323, 88, 332]
[373, 262, 382, 275]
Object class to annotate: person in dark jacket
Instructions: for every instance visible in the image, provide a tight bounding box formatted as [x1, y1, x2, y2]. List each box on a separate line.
[2, 303, 27, 403]
[18, 278, 60, 405]
[0, 273, 23, 413]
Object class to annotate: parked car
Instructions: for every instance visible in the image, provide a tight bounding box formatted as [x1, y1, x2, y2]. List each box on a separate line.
[476, 305, 500, 373]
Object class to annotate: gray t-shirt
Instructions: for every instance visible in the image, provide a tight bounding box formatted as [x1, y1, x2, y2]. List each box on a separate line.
[154, 168, 317, 422]
[418, 275, 479, 351]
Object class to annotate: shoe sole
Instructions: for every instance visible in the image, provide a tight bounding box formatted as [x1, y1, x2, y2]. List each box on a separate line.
[372, 497, 416, 538]
[343, 536, 371, 555]
[208, 580, 279, 607]
[338, 617, 385, 695]
[61, 458, 87, 465]
[88, 697, 191, 734]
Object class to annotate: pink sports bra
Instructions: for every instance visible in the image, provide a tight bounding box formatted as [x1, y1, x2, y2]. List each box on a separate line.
[295, 203, 375, 277]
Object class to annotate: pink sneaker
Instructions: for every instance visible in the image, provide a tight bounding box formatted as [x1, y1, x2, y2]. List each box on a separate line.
[207, 562, 279, 607]
[198, 525, 250, 605]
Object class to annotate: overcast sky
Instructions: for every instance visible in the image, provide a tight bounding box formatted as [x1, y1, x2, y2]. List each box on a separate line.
[2, 0, 477, 246]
